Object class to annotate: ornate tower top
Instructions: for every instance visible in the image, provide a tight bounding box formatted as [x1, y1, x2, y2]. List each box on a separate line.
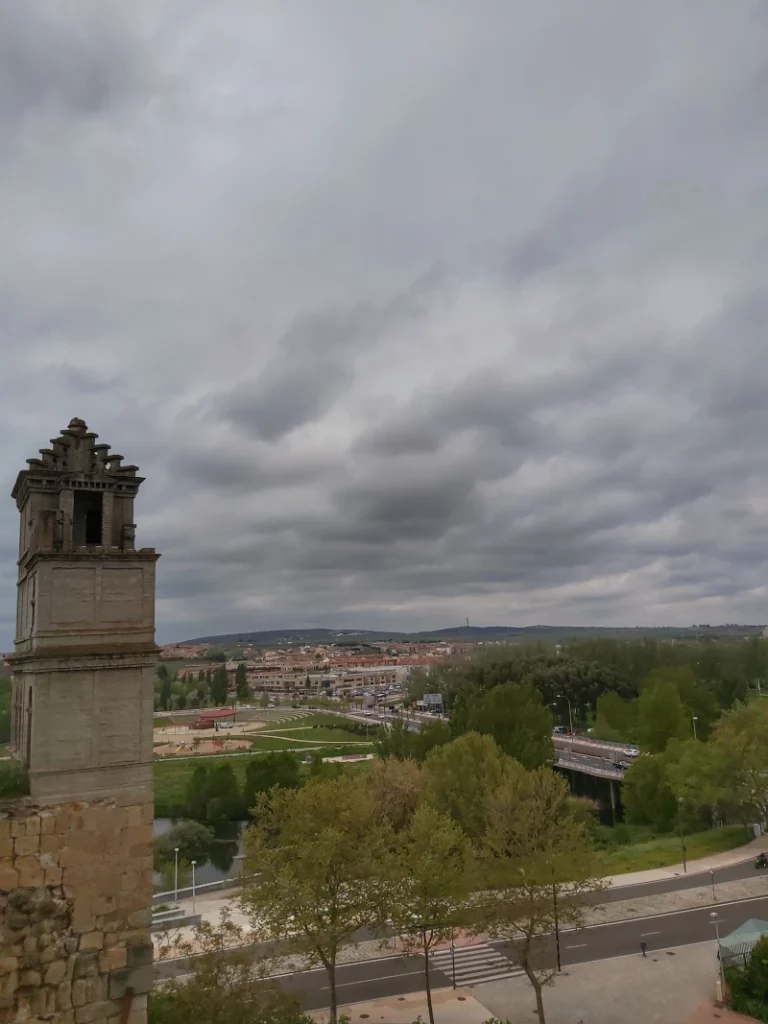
[8, 418, 159, 803]
[12, 418, 150, 560]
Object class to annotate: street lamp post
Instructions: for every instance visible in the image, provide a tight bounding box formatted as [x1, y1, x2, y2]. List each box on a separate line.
[710, 868, 716, 902]
[692, 716, 698, 741]
[711, 911, 726, 994]
[557, 694, 574, 733]
[191, 860, 197, 916]
[174, 847, 179, 905]
[677, 797, 688, 873]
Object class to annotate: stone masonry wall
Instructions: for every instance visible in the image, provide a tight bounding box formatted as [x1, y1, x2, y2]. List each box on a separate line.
[0, 797, 153, 1024]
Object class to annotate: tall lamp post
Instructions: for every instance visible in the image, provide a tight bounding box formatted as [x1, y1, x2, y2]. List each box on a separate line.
[677, 797, 688, 873]
[557, 693, 574, 733]
[692, 715, 699, 741]
[173, 846, 180, 905]
[191, 859, 197, 916]
[711, 911, 726, 994]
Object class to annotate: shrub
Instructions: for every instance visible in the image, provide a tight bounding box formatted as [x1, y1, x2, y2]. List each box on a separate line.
[0, 761, 29, 799]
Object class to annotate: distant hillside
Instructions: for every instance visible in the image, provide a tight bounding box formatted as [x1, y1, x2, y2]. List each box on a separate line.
[179, 624, 766, 647]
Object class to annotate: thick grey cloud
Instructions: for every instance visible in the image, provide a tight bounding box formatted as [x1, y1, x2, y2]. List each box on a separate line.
[2, 0, 768, 644]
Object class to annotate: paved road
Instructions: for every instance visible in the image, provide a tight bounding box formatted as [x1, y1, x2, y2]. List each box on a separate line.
[604, 857, 766, 902]
[276, 894, 768, 1012]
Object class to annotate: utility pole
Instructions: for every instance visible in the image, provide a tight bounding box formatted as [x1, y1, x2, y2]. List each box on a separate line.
[677, 797, 688, 873]
[557, 693, 574, 732]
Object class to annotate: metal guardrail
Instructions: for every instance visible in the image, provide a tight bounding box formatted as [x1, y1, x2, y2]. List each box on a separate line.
[554, 756, 625, 780]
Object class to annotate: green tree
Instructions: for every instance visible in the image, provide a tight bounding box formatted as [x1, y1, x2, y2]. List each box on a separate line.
[478, 767, 605, 1024]
[622, 753, 678, 831]
[373, 719, 413, 760]
[243, 753, 300, 811]
[206, 764, 244, 822]
[423, 733, 519, 841]
[158, 669, 172, 712]
[211, 667, 230, 706]
[387, 805, 474, 1024]
[636, 678, 688, 753]
[411, 720, 452, 763]
[259, 691, 270, 708]
[235, 663, 250, 702]
[465, 683, 553, 769]
[369, 757, 425, 832]
[154, 821, 214, 869]
[709, 701, 768, 825]
[591, 691, 636, 742]
[186, 764, 212, 820]
[152, 910, 313, 1024]
[239, 776, 391, 1023]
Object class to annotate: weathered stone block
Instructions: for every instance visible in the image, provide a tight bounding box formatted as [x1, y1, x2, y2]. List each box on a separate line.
[71, 979, 87, 1007]
[125, 937, 152, 969]
[79, 932, 103, 952]
[57, 978, 73, 1009]
[44, 960, 67, 985]
[75, 999, 120, 1023]
[13, 836, 39, 857]
[0, 868, 19, 890]
[72, 952, 99, 979]
[17, 860, 44, 888]
[40, 833, 64, 856]
[24, 818, 40, 838]
[0, 841, 12, 860]
[98, 947, 126, 973]
[18, 969, 42, 986]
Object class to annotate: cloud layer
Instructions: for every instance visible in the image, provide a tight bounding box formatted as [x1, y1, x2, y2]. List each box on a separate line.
[2, 1, 768, 643]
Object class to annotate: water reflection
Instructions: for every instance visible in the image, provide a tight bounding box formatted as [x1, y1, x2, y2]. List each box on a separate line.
[153, 817, 247, 891]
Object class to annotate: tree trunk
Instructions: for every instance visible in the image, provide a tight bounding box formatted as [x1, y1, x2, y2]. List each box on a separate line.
[424, 947, 435, 1024]
[327, 960, 338, 1023]
[522, 959, 546, 1024]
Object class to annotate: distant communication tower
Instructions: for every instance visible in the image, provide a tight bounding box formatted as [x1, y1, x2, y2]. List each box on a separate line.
[466, 617, 470, 628]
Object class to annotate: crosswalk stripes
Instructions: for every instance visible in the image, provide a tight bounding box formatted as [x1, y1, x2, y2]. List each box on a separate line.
[429, 943, 523, 987]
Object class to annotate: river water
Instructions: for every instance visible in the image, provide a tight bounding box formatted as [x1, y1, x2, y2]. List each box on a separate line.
[153, 817, 247, 892]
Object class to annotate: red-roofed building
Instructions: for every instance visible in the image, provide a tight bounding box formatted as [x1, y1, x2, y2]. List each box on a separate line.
[190, 708, 235, 730]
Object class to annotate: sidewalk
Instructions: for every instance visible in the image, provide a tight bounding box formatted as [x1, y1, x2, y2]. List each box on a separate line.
[310, 989, 491, 1024]
[155, 839, 768, 962]
[605, 834, 768, 889]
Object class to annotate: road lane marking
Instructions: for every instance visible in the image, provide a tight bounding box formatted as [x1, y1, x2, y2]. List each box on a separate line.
[318, 969, 427, 991]
[565, 893, 768, 932]
[566, 943, 587, 949]
[640, 931, 660, 937]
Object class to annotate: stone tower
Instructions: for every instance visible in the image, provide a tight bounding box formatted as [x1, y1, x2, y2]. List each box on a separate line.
[9, 417, 158, 802]
[0, 419, 157, 1023]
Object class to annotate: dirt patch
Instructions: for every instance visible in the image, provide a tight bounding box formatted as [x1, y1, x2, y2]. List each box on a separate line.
[154, 738, 252, 756]
[153, 719, 268, 742]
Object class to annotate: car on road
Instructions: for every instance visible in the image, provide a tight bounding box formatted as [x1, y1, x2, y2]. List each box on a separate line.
[612, 760, 630, 770]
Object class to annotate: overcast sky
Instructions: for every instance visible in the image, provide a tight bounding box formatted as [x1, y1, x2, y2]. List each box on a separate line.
[2, 1, 768, 644]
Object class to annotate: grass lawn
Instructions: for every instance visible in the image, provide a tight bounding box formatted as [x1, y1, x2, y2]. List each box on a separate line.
[154, 755, 251, 816]
[154, 745, 373, 816]
[260, 726, 371, 743]
[244, 735, 322, 751]
[265, 712, 350, 730]
[600, 825, 753, 874]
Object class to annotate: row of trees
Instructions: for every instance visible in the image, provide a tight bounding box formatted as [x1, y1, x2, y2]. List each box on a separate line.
[408, 637, 765, 738]
[169, 751, 342, 823]
[236, 733, 603, 1024]
[623, 699, 768, 833]
[156, 662, 255, 711]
